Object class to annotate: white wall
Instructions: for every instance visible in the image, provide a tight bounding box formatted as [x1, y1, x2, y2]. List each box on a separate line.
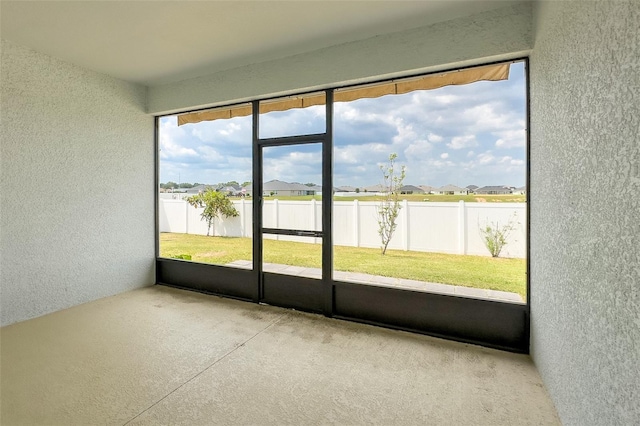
[0, 40, 155, 326]
[160, 199, 527, 258]
[530, 1, 640, 424]
[147, 2, 532, 115]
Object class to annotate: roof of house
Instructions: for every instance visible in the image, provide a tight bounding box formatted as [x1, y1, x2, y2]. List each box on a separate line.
[466, 185, 479, 190]
[475, 185, 512, 192]
[217, 185, 241, 192]
[399, 185, 424, 192]
[185, 184, 215, 193]
[263, 180, 318, 191]
[418, 185, 436, 192]
[264, 180, 298, 191]
[438, 184, 466, 191]
[363, 184, 387, 192]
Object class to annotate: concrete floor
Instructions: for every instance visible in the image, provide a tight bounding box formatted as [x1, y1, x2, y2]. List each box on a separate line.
[1, 286, 559, 425]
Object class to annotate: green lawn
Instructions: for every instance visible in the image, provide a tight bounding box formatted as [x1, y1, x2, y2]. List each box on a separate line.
[160, 233, 526, 298]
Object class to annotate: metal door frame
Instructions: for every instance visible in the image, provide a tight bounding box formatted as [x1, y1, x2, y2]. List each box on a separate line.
[252, 92, 334, 313]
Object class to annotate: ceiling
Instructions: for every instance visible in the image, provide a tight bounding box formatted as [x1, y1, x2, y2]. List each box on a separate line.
[1, 1, 521, 86]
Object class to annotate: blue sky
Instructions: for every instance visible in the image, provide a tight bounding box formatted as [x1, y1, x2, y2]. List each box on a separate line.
[159, 62, 526, 188]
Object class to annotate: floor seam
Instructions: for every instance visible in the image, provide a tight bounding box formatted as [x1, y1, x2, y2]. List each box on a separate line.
[121, 312, 288, 425]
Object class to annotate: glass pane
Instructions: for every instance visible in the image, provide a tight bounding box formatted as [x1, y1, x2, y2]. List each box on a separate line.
[259, 93, 326, 139]
[333, 62, 527, 304]
[262, 236, 322, 279]
[158, 108, 253, 269]
[262, 144, 322, 232]
[262, 142, 322, 279]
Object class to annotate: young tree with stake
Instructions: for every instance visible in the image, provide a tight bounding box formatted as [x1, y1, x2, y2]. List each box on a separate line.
[377, 153, 406, 255]
[186, 189, 239, 236]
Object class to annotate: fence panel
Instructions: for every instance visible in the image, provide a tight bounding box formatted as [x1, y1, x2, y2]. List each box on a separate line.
[159, 199, 187, 234]
[407, 203, 460, 254]
[159, 199, 526, 258]
[465, 203, 527, 258]
[333, 202, 357, 246]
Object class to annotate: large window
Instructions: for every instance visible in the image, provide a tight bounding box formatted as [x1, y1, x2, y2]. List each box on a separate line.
[332, 61, 527, 303]
[156, 60, 529, 351]
[158, 104, 253, 270]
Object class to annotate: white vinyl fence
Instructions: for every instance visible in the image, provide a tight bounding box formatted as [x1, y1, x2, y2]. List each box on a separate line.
[159, 199, 527, 258]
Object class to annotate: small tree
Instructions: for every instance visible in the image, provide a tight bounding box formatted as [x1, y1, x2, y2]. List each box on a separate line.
[377, 153, 406, 255]
[479, 212, 519, 257]
[186, 189, 239, 236]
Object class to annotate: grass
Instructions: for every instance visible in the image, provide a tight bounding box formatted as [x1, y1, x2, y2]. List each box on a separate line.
[257, 194, 526, 203]
[160, 233, 526, 298]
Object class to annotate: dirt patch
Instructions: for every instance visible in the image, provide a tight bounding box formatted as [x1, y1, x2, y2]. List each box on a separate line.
[476, 197, 487, 203]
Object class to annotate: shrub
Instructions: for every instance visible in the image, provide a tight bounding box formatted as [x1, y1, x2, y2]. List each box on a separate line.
[171, 254, 192, 260]
[479, 212, 519, 257]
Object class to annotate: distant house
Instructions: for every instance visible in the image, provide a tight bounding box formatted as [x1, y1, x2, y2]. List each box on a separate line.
[217, 184, 242, 195]
[437, 184, 469, 195]
[336, 185, 357, 192]
[418, 185, 436, 194]
[475, 185, 513, 195]
[263, 180, 316, 196]
[514, 186, 527, 195]
[308, 185, 324, 195]
[160, 187, 186, 193]
[185, 184, 215, 194]
[466, 185, 479, 193]
[240, 183, 252, 197]
[363, 184, 387, 193]
[399, 185, 425, 194]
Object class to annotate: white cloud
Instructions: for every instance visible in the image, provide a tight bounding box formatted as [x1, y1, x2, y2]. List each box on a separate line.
[440, 153, 449, 159]
[425, 158, 455, 169]
[336, 103, 397, 127]
[428, 133, 443, 143]
[447, 135, 478, 150]
[467, 150, 475, 157]
[219, 122, 241, 136]
[495, 156, 525, 166]
[404, 139, 433, 157]
[198, 146, 223, 162]
[433, 94, 459, 104]
[159, 120, 197, 159]
[477, 151, 495, 165]
[494, 128, 526, 148]
[264, 150, 323, 183]
[335, 143, 392, 165]
[462, 104, 510, 133]
[287, 151, 322, 164]
[392, 120, 417, 145]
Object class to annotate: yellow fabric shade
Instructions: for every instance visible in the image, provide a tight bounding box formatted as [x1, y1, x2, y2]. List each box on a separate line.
[177, 95, 325, 126]
[177, 63, 510, 126]
[394, 63, 509, 94]
[177, 104, 252, 125]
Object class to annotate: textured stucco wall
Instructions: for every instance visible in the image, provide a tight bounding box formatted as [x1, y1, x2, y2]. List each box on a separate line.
[0, 40, 155, 326]
[530, 1, 640, 424]
[148, 2, 532, 114]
